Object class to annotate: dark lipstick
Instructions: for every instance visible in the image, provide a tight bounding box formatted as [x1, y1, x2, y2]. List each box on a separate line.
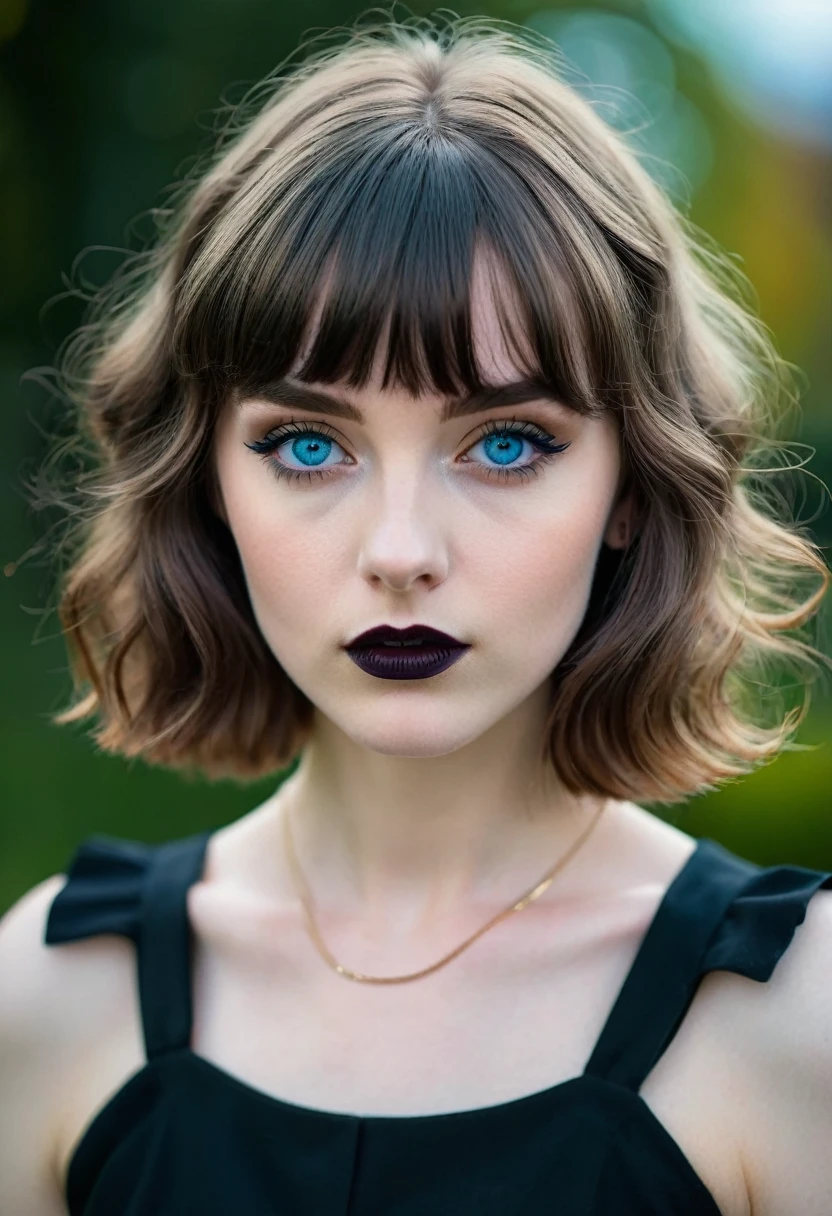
[344, 623, 470, 681]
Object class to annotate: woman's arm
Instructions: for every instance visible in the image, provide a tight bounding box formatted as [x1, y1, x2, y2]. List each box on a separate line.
[734, 890, 832, 1215]
[0, 875, 76, 1216]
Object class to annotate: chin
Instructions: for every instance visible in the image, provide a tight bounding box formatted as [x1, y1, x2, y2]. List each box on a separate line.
[327, 702, 496, 759]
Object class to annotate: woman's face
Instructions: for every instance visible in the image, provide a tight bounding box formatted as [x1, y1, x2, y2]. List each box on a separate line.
[212, 261, 632, 761]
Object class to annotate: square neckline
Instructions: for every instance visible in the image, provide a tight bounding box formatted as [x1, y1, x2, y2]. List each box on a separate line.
[178, 841, 700, 1123]
[65, 1045, 725, 1216]
[176, 829, 709, 1122]
[114, 833, 714, 1124]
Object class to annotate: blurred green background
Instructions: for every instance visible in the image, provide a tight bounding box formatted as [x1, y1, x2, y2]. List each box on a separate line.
[1, 0, 830, 913]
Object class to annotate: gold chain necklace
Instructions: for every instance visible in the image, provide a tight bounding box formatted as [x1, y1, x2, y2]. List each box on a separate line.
[282, 797, 607, 984]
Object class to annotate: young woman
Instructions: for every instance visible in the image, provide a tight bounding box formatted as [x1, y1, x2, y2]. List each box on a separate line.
[1, 15, 830, 1216]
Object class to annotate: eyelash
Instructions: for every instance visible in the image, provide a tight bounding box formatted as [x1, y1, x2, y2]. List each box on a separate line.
[246, 417, 571, 486]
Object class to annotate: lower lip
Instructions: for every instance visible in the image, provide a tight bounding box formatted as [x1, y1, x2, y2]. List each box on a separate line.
[345, 643, 470, 680]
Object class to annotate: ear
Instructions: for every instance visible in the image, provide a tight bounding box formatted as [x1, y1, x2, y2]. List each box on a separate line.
[603, 483, 638, 551]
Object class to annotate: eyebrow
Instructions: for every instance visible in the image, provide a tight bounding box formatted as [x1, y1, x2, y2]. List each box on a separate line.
[237, 376, 582, 423]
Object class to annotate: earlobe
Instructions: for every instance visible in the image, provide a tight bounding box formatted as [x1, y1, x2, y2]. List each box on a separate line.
[605, 496, 636, 551]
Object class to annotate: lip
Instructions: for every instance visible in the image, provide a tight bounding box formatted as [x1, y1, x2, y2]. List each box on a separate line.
[345, 642, 470, 681]
[343, 623, 471, 681]
[345, 623, 466, 648]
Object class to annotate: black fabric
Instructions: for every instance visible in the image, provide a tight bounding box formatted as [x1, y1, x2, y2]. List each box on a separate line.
[137, 833, 213, 1060]
[44, 830, 832, 1216]
[582, 839, 756, 1091]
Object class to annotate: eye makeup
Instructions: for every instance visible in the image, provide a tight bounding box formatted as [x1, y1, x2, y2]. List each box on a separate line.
[245, 416, 571, 486]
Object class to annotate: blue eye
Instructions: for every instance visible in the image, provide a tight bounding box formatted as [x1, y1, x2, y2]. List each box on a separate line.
[245, 418, 570, 485]
[463, 420, 571, 481]
[246, 421, 348, 483]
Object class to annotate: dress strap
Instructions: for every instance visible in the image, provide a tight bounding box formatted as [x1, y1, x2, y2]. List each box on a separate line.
[582, 838, 758, 1091]
[137, 833, 212, 1060]
[45, 829, 212, 1062]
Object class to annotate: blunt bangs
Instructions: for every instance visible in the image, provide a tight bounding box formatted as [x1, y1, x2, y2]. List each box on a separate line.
[172, 105, 628, 418]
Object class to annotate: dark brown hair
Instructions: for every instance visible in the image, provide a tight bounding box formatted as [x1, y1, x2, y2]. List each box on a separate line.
[36, 14, 830, 802]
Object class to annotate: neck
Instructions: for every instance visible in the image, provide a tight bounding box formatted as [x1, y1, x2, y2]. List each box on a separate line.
[266, 687, 610, 930]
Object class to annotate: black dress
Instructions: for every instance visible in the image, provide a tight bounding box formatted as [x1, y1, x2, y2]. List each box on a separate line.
[44, 829, 832, 1216]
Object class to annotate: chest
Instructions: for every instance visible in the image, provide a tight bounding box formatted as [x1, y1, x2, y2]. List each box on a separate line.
[184, 884, 750, 1214]
[55, 887, 752, 1216]
[186, 880, 637, 1100]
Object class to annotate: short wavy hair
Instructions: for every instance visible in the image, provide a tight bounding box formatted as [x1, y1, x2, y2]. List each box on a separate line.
[36, 14, 830, 802]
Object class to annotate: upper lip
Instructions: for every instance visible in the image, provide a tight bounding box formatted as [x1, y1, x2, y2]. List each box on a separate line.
[345, 623, 468, 648]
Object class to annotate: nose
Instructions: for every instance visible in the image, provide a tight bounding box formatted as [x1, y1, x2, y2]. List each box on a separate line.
[355, 477, 449, 593]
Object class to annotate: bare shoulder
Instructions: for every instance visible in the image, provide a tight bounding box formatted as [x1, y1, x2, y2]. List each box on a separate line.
[761, 881, 832, 1010]
[744, 882, 832, 1082]
[0, 873, 142, 1214]
[0, 871, 140, 1050]
[0, 874, 82, 1058]
[727, 884, 832, 1216]
[736, 883, 832, 1081]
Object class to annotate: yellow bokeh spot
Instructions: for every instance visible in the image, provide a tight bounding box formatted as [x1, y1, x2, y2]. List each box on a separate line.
[0, 0, 27, 44]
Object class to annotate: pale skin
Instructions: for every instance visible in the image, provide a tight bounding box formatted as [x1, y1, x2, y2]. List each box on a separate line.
[1, 256, 831, 1215]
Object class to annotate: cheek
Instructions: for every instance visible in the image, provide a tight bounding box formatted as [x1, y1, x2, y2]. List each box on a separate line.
[233, 507, 343, 641]
[466, 482, 612, 654]
[216, 450, 343, 647]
